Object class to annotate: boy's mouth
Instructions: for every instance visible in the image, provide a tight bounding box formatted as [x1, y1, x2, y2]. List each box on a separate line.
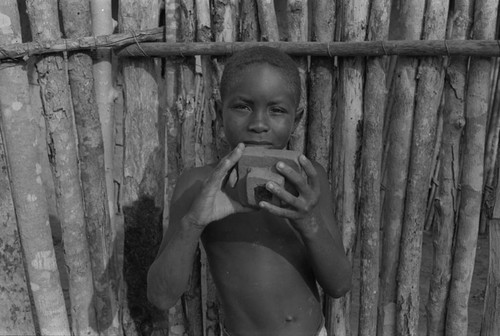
[244, 141, 274, 148]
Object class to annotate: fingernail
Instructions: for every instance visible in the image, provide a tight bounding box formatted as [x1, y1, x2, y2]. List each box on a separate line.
[267, 182, 274, 190]
[277, 162, 284, 169]
[300, 155, 307, 162]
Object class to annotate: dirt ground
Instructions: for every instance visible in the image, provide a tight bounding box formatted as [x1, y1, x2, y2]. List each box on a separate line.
[349, 231, 488, 336]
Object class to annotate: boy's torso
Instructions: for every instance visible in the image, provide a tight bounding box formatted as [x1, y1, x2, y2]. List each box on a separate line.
[194, 167, 323, 336]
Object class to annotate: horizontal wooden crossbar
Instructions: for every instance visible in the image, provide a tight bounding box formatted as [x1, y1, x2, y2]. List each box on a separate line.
[116, 40, 500, 58]
[1, 25, 499, 61]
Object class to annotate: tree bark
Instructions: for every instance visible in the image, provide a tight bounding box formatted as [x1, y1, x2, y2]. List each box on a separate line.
[0, 3, 36, 334]
[480, 219, 500, 335]
[58, 1, 107, 334]
[1, 2, 70, 334]
[446, 1, 499, 335]
[286, 0, 308, 154]
[377, 1, 424, 336]
[240, 0, 260, 41]
[426, 1, 473, 335]
[330, 2, 369, 336]
[118, 0, 166, 335]
[0, 100, 36, 335]
[396, 1, 448, 335]
[307, 0, 335, 169]
[358, 0, 391, 335]
[256, 0, 279, 41]
[91, 0, 117, 235]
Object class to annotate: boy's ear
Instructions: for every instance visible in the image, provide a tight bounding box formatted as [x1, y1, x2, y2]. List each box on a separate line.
[293, 106, 304, 131]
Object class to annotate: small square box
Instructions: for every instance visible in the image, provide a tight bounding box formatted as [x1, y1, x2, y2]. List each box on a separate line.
[236, 147, 303, 208]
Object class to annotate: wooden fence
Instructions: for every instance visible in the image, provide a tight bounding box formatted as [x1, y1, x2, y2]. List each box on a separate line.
[0, 0, 499, 336]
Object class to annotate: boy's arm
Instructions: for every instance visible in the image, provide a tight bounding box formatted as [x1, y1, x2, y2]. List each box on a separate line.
[260, 158, 352, 298]
[147, 143, 248, 310]
[147, 168, 206, 310]
[296, 162, 351, 297]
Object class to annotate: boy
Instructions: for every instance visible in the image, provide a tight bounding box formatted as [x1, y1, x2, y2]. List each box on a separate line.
[147, 46, 351, 336]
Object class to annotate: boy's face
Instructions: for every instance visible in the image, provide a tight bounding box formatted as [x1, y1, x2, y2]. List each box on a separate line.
[220, 63, 301, 150]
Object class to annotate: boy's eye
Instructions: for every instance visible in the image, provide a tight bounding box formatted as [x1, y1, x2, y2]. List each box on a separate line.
[233, 104, 251, 111]
[270, 107, 286, 114]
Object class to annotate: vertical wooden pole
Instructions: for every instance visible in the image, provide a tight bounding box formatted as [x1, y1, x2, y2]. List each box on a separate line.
[396, 1, 449, 336]
[256, 0, 279, 41]
[330, 1, 369, 335]
[307, 0, 335, 169]
[308, 0, 337, 332]
[480, 219, 500, 335]
[59, 1, 107, 335]
[378, 1, 424, 335]
[212, 0, 240, 157]
[162, 1, 186, 335]
[359, 0, 391, 335]
[90, 0, 117, 238]
[118, 0, 166, 334]
[446, 1, 499, 335]
[241, 0, 260, 41]
[0, 7, 37, 333]
[0, 134, 36, 336]
[2, 1, 70, 334]
[197, 1, 231, 334]
[426, 1, 473, 335]
[286, 0, 308, 154]
[177, 1, 204, 335]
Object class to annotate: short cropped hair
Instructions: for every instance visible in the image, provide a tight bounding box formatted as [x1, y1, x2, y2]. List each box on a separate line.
[220, 46, 301, 103]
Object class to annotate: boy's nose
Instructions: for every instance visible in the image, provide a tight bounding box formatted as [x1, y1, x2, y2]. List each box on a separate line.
[248, 110, 270, 133]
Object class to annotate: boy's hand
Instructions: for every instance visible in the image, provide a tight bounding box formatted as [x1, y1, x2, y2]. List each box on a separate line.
[185, 143, 251, 228]
[259, 154, 321, 234]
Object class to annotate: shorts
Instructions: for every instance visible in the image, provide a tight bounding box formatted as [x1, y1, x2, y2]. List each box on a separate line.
[223, 319, 327, 336]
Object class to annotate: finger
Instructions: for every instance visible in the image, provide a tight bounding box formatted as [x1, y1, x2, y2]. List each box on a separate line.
[259, 201, 298, 219]
[213, 143, 245, 181]
[275, 161, 309, 195]
[266, 181, 299, 208]
[298, 155, 320, 193]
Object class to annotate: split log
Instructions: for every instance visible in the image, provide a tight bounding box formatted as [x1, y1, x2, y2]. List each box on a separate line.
[480, 64, 500, 234]
[376, 1, 425, 335]
[307, 0, 335, 169]
[396, 1, 449, 335]
[286, 0, 308, 154]
[446, 0, 499, 335]
[0, 4, 36, 334]
[426, 1, 473, 334]
[177, 1, 204, 335]
[240, 0, 260, 41]
[213, 0, 239, 43]
[330, 1, 369, 336]
[307, 0, 337, 332]
[118, 1, 166, 335]
[359, 0, 391, 335]
[0, 134, 36, 336]
[481, 219, 500, 335]
[90, 0, 117, 233]
[59, 1, 106, 335]
[0, 31, 35, 331]
[1, 1, 70, 334]
[162, 1, 185, 335]
[256, 0, 279, 41]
